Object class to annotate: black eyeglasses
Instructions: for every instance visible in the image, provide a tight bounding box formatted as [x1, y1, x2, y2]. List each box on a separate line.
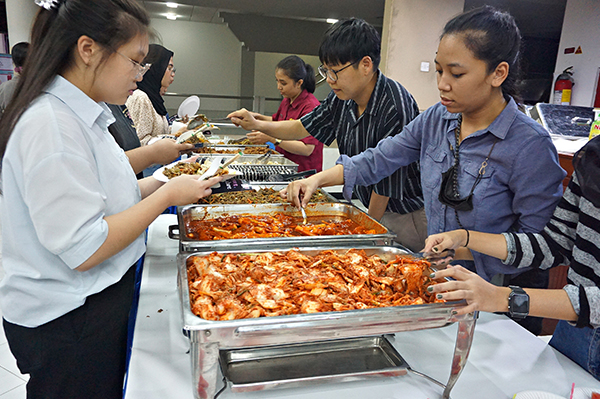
[318, 60, 359, 82]
[115, 51, 151, 80]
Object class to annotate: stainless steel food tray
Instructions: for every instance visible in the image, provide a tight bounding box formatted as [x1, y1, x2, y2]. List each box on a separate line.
[194, 185, 338, 206]
[169, 202, 396, 252]
[176, 245, 477, 399]
[219, 335, 408, 392]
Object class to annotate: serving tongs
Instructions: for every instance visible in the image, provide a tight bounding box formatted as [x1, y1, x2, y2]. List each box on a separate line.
[198, 153, 243, 180]
[413, 248, 456, 266]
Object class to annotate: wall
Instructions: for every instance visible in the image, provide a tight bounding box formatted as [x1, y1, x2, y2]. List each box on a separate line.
[552, 0, 600, 107]
[253, 52, 331, 115]
[381, 0, 465, 110]
[149, 18, 243, 116]
[5, 0, 37, 47]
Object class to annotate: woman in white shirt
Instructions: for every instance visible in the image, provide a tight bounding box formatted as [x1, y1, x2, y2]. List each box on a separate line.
[0, 1, 219, 398]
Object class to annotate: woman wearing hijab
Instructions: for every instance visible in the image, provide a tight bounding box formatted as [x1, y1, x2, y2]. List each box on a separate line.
[126, 44, 175, 145]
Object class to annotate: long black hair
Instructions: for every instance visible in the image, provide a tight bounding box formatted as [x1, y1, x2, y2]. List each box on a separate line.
[319, 18, 381, 70]
[442, 6, 522, 102]
[0, 0, 150, 161]
[276, 55, 316, 94]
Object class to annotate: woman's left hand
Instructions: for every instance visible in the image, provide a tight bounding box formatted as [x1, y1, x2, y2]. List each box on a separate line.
[429, 265, 507, 316]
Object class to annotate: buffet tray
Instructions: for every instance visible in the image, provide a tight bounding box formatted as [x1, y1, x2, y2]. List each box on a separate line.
[219, 335, 408, 392]
[194, 185, 338, 206]
[170, 203, 396, 252]
[177, 245, 474, 399]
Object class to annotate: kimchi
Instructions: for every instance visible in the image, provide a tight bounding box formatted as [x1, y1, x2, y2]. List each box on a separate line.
[186, 249, 444, 321]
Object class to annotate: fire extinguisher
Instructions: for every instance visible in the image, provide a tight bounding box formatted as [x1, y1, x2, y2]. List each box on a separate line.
[553, 66, 574, 105]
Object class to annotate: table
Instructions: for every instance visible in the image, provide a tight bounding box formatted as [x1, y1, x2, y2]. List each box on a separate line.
[124, 215, 600, 399]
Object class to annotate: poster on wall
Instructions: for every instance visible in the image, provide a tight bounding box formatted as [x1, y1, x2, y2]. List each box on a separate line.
[0, 54, 13, 71]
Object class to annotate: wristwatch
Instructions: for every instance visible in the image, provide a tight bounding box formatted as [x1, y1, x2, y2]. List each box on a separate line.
[274, 139, 282, 146]
[507, 285, 529, 319]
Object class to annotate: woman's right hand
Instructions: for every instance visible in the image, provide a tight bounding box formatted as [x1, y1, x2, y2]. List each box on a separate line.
[227, 108, 260, 130]
[246, 131, 272, 145]
[161, 175, 223, 206]
[280, 177, 319, 208]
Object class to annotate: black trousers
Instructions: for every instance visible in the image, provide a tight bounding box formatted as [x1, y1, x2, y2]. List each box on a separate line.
[3, 265, 136, 399]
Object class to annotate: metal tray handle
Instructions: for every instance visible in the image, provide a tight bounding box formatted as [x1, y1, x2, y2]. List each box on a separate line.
[168, 224, 180, 240]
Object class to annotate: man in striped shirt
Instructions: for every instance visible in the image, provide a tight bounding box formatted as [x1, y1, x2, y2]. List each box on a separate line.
[228, 19, 426, 252]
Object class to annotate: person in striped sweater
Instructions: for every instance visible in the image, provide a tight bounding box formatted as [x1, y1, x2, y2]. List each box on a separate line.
[423, 137, 600, 380]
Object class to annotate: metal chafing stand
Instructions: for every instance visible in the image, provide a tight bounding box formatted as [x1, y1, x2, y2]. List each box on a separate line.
[176, 245, 477, 399]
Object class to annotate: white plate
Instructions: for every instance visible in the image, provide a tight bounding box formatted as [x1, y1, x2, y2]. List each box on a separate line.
[152, 157, 242, 184]
[177, 95, 200, 118]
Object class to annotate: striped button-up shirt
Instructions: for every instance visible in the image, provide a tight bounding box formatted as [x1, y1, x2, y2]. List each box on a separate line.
[300, 71, 424, 214]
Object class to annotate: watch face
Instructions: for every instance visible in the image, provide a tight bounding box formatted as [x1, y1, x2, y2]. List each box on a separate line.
[512, 294, 529, 312]
[509, 287, 529, 318]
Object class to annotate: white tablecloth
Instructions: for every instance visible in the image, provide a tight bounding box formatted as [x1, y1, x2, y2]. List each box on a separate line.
[124, 215, 600, 399]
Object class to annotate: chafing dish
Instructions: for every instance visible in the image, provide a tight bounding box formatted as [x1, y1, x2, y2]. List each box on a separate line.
[194, 185, 338, 206]
[177, 245, 477, 399]
[169, 203, 396, 252]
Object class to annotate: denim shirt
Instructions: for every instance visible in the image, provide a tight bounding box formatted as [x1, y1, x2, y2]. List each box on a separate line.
[339, 98, 565, 280]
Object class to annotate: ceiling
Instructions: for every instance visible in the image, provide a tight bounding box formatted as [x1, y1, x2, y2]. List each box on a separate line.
[141, 0, 566, 55]
[141, 0, 385, 55]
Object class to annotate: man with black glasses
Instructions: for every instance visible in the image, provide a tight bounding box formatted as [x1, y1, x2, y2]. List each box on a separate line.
[228, 18, 426, 252]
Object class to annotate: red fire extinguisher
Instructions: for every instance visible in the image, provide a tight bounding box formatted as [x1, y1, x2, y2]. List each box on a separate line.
[553, 66, 574, 105]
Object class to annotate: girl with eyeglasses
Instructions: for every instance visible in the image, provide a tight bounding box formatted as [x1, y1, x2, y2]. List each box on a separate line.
[281, 6, 565, 334]
[0, 1, 220, 397]
[423, 136, 600, 380]
[126, 44, 176, 146]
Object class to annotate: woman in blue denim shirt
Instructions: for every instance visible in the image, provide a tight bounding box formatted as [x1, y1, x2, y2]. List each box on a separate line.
[284, 7, 565, 334]
[423, 136, 600, 380]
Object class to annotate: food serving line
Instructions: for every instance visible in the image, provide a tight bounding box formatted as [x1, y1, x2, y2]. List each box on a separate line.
[124, 214, 600, 399]
[127, 134, 599, 398]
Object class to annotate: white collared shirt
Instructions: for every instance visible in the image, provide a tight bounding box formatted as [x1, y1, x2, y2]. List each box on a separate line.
[0, 75, 145, 327]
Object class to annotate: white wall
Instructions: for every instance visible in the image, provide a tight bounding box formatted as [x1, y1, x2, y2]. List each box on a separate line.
[253, 52, 331, 115]
[381, 0, 465, 110]
[552, 0, 600, 107]
[149, 18, 243, 116]
[5, 0, 38, 47]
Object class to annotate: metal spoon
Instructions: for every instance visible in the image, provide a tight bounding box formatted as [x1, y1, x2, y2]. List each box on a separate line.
[300, 206, 307, 225]
[298, 194, 307, 224]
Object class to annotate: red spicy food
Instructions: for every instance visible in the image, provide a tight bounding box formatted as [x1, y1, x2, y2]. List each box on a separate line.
[184, 214, 377, 240]
[187, 249, 443, 321]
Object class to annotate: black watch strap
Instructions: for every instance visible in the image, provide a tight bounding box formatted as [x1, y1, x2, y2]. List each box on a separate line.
[508, 285, 529, 319]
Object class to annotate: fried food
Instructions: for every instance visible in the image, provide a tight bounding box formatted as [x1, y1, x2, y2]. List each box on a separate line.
[162, 160, 229, 179]
[196, 188, 333, 205]
[187, 249, 443, 321]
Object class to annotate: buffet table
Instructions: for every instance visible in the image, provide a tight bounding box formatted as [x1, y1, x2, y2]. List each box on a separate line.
[124, 215, 600, 399]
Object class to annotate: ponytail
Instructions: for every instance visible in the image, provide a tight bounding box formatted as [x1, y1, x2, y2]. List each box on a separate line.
[276, 55, 316, 94]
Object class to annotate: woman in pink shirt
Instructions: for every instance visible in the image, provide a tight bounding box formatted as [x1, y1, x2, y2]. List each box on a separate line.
[246, 56, 323, 172]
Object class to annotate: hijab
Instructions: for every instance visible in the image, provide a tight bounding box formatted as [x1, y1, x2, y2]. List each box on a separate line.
[573, 135, 600, 208]
[137, 44, 173, 116]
